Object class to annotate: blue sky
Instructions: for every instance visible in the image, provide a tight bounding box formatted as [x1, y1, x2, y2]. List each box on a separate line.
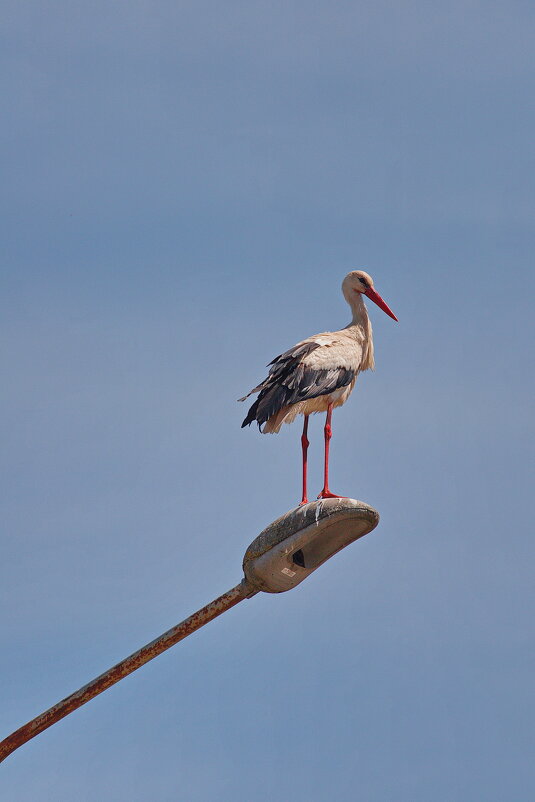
[1, 2, 534, 799]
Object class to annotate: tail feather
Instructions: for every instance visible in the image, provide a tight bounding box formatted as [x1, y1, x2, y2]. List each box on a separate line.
[241, 383, 292, 430]
[237, 380, 267, 403]
[241, 396, 261, 428]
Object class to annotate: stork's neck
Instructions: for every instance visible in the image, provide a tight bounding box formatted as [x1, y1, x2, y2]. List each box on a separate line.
[344, 292, 375, 369]
[347, 291, 369, 327]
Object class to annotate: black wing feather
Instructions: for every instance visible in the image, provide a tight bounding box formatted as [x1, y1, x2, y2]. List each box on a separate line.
[240, 341, 355, 429]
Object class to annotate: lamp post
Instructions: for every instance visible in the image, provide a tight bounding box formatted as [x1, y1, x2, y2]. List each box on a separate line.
[0, 498, 379, 763]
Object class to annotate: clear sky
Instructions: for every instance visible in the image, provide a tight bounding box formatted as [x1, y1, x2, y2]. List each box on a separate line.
[1, 2, 534, 799]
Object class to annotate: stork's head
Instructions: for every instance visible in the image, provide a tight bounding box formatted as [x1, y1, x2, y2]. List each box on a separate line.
[342, 270, 398, 321]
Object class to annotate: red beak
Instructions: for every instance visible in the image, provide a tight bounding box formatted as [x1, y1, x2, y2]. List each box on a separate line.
[364, 287, 398, 321]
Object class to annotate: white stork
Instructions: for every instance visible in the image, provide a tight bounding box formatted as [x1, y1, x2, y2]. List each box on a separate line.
[239, 270, 397, 504]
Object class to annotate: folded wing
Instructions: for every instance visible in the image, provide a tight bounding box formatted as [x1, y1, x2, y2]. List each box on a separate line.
[240, 339, 358, 430]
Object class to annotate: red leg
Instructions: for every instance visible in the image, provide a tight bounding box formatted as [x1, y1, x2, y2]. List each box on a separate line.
[318, 403, 344, 499]
[299, 414, 310, 505]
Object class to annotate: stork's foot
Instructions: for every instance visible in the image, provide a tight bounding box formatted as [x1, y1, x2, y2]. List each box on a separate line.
[317, 490, 346, 500]
[299, 498, 310, 506]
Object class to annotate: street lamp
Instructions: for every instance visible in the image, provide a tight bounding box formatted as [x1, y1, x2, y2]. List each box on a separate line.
[0, 497, 379, 763]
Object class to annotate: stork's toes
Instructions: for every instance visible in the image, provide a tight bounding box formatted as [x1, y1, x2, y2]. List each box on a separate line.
[317, 490, 346, 500]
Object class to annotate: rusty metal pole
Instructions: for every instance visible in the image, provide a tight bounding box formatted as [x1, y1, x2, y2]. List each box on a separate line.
[1, 498, 379, 765]
[0, 581, 252, 764]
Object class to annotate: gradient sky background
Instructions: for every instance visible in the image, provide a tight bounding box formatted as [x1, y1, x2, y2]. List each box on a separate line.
[2, 2, 534, 799]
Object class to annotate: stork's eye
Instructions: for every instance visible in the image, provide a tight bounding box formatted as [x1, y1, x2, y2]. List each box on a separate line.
[359, 278, 368, 287]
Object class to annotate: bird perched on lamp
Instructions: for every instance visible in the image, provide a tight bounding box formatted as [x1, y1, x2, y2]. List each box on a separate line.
[239, 270, 397, 505]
